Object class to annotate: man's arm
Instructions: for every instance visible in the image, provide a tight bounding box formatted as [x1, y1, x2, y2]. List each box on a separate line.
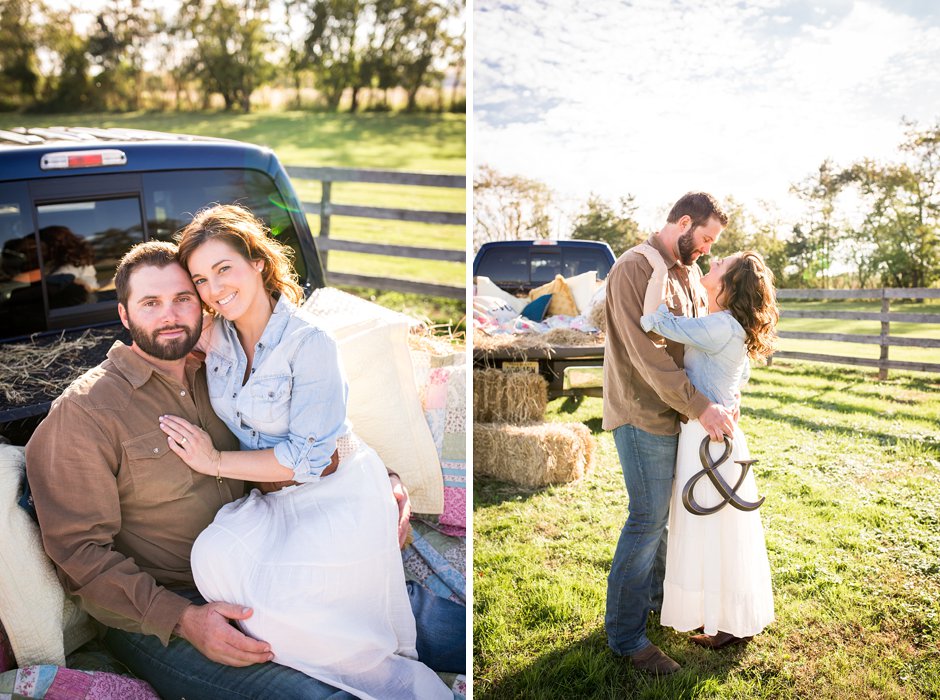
[607, 255, 733, 439]
[25, 399, 272, 664]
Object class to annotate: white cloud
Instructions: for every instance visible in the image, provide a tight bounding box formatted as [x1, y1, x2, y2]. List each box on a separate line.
[474, 0, 940, 231]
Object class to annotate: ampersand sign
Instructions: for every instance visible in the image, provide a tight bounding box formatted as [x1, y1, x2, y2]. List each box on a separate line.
[682, 435, 765, 516]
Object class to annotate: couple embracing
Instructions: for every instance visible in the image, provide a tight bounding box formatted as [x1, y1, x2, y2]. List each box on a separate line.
[26, 205, 461, 699]
[604, 192, 778, 674]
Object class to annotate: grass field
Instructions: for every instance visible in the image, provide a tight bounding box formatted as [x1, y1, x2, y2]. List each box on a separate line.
[0, 111, 467, 326]
[473, 360, 940, 699]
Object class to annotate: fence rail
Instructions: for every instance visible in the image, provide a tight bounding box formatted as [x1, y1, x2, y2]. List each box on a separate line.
[286, 166, 465, 299]
[773, 288, 940, 378]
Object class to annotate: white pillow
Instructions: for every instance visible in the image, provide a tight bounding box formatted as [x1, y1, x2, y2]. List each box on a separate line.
[565, 270, 598, 315]
[474, 276, 528, 314]
[301, 289, 444, 514]
[0, 444, 95, 666]
[472, 295, 520, 325]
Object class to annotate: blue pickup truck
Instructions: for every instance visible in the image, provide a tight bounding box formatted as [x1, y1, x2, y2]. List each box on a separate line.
[472, 239, 615, 399]
[0, 126, 325, 441]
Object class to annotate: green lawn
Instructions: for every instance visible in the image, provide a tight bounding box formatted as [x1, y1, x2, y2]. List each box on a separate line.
[473, 361, 940, 699]
[1, 111, 467, 325]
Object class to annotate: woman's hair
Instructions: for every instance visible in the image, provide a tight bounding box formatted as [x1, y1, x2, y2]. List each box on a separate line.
[175, 204, 304, 309]
[39, 226, 95, 268]
[719, 251, 779, 362]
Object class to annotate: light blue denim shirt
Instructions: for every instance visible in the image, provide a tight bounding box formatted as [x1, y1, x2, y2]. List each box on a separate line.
[203, 296, 351, 481]
[640, 304, 750, 409]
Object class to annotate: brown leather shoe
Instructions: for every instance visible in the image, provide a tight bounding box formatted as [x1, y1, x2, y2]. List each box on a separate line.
[689, 631, 752, 649]
[630, 643, 681, 674]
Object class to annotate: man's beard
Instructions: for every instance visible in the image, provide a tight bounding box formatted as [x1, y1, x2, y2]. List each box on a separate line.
[129, 318, 201, 361]
[677, 228, 699, 265]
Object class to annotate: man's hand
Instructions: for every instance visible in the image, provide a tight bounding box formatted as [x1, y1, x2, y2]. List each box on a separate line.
[698, 403, 735, 441]
[389, 473, 412, 549]
[175, 602, 273, 667]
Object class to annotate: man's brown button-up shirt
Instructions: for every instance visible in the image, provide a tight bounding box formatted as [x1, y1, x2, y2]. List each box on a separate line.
[26, 342, 242, 645]
[602, 235, 711, 435]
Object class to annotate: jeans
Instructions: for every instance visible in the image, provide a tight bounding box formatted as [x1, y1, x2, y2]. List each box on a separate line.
[605, 424, 678, 656]
[104, 584, 465, 700]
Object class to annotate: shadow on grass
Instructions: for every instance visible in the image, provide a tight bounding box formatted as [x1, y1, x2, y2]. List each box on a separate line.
[745, 404, 940, 454]
[476, 626, 754, 700]
[473, 477, 552, 507]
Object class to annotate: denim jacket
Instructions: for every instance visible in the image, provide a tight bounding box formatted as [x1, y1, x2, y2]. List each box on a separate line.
[640, 304, 749, 409]
[203, 296, 351, 481]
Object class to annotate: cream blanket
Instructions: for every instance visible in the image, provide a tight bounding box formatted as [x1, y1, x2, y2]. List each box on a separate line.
[0, 443, 94, 666]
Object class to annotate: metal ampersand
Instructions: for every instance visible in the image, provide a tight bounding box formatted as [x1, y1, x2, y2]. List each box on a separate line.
[682, 435, 765, 516]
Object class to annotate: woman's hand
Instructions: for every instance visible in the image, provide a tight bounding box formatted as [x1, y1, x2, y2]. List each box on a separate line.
[160, 414, 221, 477]
[635, 243, 669, 316]
[388, 473, 412, 549]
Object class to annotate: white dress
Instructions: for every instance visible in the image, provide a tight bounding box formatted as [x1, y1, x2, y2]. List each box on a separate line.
[191, 302, 450, 699]
[641, 305, 775, 638]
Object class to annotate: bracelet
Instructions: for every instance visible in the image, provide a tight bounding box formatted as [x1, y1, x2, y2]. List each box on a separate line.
[215, 452, 223, 485]
[387, 469, 401, 481]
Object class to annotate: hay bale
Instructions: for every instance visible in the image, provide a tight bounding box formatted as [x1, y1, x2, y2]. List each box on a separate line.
[473, 421, 595, 487]
[473, 369, 547, 424]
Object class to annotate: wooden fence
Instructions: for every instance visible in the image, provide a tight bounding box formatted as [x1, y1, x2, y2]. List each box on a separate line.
[773, 288, 940, 379]
[286, 166, 465, 299]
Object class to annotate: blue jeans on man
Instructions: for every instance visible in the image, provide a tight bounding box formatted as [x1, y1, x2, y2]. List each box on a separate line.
[605, 424, 678, 656]
[104, 583, 465, 700]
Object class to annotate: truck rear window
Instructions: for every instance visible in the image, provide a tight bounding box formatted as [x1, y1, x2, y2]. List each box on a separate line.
[477, 246, 613, 290]
[0, 169, 304, 341]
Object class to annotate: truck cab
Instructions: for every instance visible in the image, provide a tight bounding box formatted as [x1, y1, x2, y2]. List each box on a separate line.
[0, 126, 324, 438]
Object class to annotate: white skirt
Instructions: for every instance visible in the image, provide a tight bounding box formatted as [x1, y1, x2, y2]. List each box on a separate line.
[191, 439, 450, 700]
[660, 420, 775, 638]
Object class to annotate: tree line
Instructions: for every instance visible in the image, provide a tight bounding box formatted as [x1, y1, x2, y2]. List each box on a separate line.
[0, 0, 464, 113]
[473, 120, 940, 289]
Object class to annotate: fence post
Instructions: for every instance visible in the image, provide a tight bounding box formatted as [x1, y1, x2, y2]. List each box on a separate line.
[319, 180, 332, 270]
[879, 289, 889, 381]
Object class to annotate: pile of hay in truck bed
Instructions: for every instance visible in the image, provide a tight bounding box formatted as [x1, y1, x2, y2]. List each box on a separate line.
[0, 327, 129, 412]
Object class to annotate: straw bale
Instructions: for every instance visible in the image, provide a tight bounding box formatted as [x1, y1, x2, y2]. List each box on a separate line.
[473, 421, 595, 487]
[473, 369, 547, 424]
[588, 301, 607, 333]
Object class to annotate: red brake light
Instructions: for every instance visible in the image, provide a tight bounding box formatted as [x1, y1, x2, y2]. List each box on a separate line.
[41, 149, 127, 170]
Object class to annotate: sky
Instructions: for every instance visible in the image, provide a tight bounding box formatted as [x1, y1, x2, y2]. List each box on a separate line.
[473, 0, 940, 234]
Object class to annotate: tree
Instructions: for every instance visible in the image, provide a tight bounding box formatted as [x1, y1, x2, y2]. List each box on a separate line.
[298, 0, 361, 110]
[86, 0, 156, 111]
[177, 0, 274, 112]
[569, 194, 642, 256]
[840, 122, 940, 288]
[0, 0, 39, 108]
[789, 159, 847, 288]
[707, 197, 788, 285]
[473, 165, 554, 250]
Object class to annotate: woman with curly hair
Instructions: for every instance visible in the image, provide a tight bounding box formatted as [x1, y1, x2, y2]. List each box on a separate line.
[157, 204, 450, 699]
[636, 245, 778, 650]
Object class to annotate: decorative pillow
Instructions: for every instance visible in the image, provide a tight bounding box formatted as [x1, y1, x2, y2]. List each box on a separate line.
[520, 293, 552, 322]
[301, 288, 444, 514]
[472, 295, 520, 326]
[474, 276, 527, 314]
[564, 270, 599, 315]
[0, 445, 96, 669]
[529, 275, 579, 317]
[0, 665, 159, 699]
